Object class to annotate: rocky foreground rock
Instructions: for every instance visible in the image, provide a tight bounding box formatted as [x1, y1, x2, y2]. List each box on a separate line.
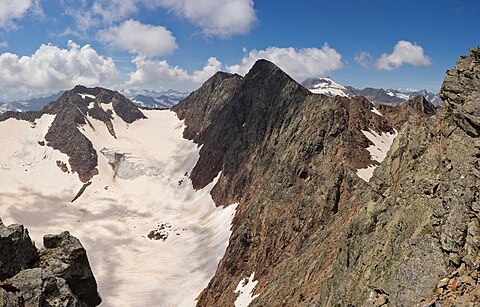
[173, 47, 480, 306]
[0, 218, 101, 306]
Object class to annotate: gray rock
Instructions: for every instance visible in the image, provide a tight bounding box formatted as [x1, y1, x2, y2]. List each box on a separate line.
[39, 231, 101, 306]
[0, 220, 101, 307]
[0, 218, 38, 281]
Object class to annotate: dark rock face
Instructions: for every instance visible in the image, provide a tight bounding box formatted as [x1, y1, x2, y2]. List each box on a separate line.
[0, 85, 146, 183]
[39, 232, 101, 306]
[441, 47, 480, 137]
[175, 60, 396, 206]
[173, 60, 435, 306]
[0, 219, 38, 281]
[377, 95, 437, 129]
[0, 219, 101, 306]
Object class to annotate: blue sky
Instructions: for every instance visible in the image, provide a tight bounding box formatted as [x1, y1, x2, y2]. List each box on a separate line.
[0, 0, 478, 100]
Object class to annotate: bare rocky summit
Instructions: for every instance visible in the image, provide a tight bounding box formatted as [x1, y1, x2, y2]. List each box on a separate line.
[0, 218, 101, 306]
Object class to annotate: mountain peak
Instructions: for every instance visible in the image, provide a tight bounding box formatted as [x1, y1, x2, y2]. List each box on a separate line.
[246, 59, 293, 80]
[301, 76, 349, 97]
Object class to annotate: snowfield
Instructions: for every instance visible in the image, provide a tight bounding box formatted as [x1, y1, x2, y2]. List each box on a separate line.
[0, 109, 237, 306]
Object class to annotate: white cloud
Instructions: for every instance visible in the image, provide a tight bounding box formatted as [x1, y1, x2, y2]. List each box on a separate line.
[0, 0, 40, 29]
[226, 44, 344, 78]
[128, 56, 222, 87]
[98, 20, 177, 57]
[354, 51, 372, 69]
[62, 0, 256, 37]
[376, 41, 431, 70]
[0, 41, 119, 100]
[152, 0, 257, 37]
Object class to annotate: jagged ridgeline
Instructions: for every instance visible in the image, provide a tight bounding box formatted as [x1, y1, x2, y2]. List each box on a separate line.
[172, 48, 479, 306]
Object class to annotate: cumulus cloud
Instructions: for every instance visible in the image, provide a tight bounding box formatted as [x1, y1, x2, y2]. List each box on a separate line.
[128, 56, 222, 87]
[375, 41, 431, 70]
[62, 0, 256, 37]
[0, 41, 119, 99]
[227, 44, 344, 78]
[152, 0, 257, 37]
[0, 0, 40, 29]
[354, 51, 372, 69]
[98, 20, 177, 57]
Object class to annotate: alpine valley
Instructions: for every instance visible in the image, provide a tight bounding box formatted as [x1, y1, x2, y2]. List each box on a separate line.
[0, 46, 479, 307]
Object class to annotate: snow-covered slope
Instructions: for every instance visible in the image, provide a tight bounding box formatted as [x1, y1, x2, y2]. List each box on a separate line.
[301, 77, 350, 97]
[0, 106, 236, 306]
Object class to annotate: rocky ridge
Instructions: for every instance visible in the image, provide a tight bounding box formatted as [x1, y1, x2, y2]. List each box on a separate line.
[0, 218, 101, 306]
[173, 59, 438, 306]
[189, 47, 477, 306]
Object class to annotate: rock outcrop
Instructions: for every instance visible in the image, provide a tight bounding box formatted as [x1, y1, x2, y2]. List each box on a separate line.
[0, 218, 101, 306]
[377, 95, 437, 129]
[173, 59, 438, 306]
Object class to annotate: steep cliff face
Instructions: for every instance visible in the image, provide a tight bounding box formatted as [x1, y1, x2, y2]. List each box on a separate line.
[173, 59, 438, 306]
[0, 218, 101, 306]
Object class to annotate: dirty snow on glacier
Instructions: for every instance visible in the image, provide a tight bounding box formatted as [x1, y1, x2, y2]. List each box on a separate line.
[356, 129, 397, 182]
[0, 109, 237, 307]
[234, 272, 260, 307]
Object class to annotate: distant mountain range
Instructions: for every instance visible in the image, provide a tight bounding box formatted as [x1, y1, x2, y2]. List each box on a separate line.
[0, 79, 441, 115]
[301, 77, 443, 106]
[0, 89, 190, 114]
[119, 88, 190, 109]
[0, 91, 64, 113]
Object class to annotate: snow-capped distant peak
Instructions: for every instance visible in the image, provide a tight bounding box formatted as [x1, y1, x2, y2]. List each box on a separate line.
[301, 77, 350, 97]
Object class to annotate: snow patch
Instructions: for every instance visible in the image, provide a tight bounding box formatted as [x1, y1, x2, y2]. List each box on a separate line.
[356, 129, 397, 182]
[356, 165, 377, 182]
[234, 272, 260, 307]
[387, 91, 395, 97]
[87, 102, 95, 109]
[371, 107, 383, 116]
[78, 93, 96, 100]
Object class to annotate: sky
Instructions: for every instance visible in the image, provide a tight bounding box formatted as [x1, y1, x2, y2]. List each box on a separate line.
[0, 0, 478, 101]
